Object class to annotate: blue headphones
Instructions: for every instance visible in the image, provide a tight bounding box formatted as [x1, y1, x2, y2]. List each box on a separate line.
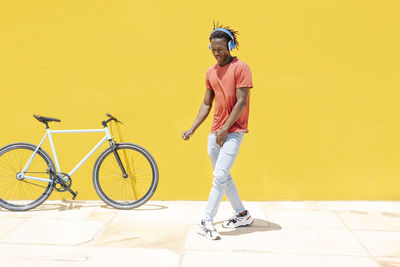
[209, 28, 236, 51]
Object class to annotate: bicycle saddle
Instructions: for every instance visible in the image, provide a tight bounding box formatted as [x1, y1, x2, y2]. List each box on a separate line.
[33, 114, 61, 123]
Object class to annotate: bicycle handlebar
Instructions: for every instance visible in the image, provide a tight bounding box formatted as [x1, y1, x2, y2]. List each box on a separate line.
[106, 113, 115, 119]
[103, 113, 123, 126]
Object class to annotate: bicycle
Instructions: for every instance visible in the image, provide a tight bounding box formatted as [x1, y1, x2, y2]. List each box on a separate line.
[0, 113, 159, 211]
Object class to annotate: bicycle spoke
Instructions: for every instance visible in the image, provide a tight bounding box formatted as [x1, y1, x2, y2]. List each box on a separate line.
[21, 179, 49, 189]
[93, 143, 158, 209]
[0, 144, 53, 210]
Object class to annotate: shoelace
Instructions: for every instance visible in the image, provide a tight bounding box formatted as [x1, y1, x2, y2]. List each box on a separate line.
[228, 213, 246, 224]
[201, 221, 217, 232]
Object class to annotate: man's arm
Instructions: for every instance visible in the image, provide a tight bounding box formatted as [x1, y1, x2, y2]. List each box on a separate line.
[182, 88, 215, 140]
[215, 87, 250, 146]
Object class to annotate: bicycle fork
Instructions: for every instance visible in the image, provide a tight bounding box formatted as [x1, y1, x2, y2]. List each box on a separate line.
[104, 121, 128, 178]
[111, 143, 128, 178]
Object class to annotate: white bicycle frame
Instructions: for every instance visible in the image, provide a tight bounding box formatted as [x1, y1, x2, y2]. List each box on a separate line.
[20, 127, 113, 183]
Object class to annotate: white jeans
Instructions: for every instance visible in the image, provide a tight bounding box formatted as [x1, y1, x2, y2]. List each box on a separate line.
[204, 132, 246, 223]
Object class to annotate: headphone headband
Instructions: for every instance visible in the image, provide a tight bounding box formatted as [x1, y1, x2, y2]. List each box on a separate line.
[209, 28, 234, 41]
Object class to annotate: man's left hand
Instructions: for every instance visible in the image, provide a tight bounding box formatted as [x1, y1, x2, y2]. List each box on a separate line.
[215, 129, 228, 147]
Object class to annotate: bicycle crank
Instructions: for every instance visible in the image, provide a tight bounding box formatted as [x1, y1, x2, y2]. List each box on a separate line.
[53, 173, 78, 200]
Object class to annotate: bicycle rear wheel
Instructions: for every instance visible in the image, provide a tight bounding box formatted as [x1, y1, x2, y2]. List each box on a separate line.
[93, 143, 159, 209]
[0, 143, 55, 211]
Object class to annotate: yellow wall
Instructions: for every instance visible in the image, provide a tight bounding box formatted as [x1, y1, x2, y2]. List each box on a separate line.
[1, 0, 400, 200]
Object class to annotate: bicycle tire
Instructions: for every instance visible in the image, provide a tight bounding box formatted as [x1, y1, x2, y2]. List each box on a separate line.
[0, 143, 55, 211]
[93, 143, 159, 209]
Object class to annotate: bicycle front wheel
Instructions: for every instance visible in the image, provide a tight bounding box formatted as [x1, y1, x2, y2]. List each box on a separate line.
[0, 143, 55, 211]
[93, 143, 159, 209]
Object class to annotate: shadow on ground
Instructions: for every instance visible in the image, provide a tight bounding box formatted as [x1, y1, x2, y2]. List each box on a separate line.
[100, 203, 168, 211]
[218, 219, 282, 236]
[0, 200, 168, 212]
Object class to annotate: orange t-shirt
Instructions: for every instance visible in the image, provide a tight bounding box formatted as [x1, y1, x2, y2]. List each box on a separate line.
[206, 57, 253, 133]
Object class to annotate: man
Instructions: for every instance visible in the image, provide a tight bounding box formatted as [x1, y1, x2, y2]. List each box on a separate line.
[182, 23, 254, 240]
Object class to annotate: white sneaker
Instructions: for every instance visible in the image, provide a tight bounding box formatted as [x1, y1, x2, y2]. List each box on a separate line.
[197, 220, 221, 240]
[222, 210, 254, 228]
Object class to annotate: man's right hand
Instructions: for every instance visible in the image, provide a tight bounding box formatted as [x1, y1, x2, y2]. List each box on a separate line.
[182, 129, 194, 141]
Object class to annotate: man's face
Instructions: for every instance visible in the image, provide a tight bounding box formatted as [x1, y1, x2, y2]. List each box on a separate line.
[210, 38, 230, 64]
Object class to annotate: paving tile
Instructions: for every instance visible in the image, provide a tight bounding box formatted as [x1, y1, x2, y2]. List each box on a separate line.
[261, 201, 309, 210]
[30, 209, 93, 221]
[259, 201, 400, 213]
[112, 201, 204, 224]
[1, 200, 400, 267]
[0, 218, 25, 240]
[336, 211, 400, 231]
[181, 251, 380, 267]
[1, 219, 104, 246]
[376, 257, 400, 267]
[4, 211, 35, 219]
[111, 201, 265, 225]
[184, 227, 369, 256]
[86, 211, 117, 222]
[352, 231, 400, 257]
[93, 222, 188, 251]
[0, 244, 180, 267]
[263, 209, 346, 229]
[0, 200, 83, 216]
[303, 201, 400, 213]
[27, 200, 105, 213]
[0, 211, 9, 218]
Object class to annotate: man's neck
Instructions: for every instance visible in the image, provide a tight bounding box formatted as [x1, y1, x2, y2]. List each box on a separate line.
[219, 56, 234, 67]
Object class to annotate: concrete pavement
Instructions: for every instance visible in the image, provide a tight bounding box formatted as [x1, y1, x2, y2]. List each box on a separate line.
[1, 200, 400, 266]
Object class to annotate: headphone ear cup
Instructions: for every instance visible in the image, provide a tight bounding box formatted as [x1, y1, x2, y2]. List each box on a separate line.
[229, 41, 235, 51]
[209, 43, 211, 50]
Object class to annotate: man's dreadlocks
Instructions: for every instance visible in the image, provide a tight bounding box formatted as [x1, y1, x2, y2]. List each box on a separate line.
[209, 21, 239, 50]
